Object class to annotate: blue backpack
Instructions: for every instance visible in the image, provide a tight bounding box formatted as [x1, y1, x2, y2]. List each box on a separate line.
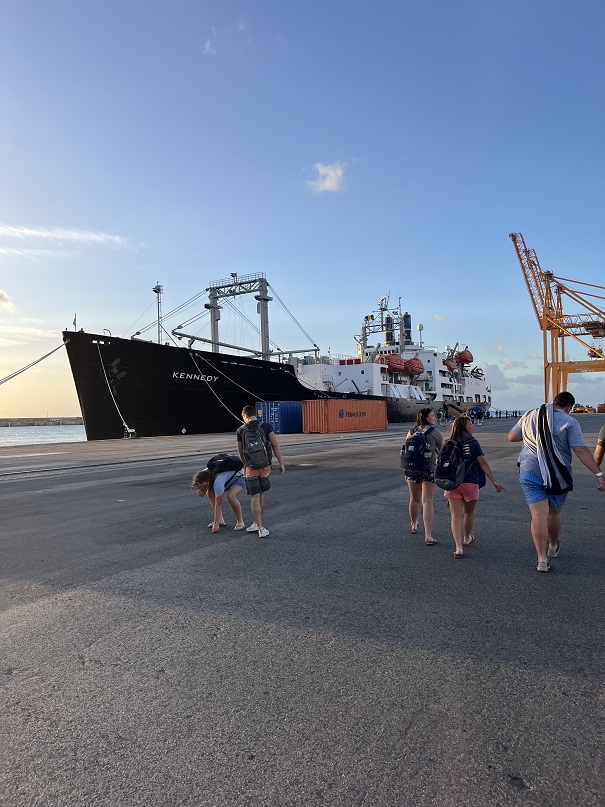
[402, 426, 435, 481]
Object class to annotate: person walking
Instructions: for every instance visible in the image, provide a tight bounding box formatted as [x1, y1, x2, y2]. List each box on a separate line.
[402, 407, 444, 545]
[443, 415, 503, 558]
[594, 424, 605, 469]
[191, 467, 246, 533]
[236, 405, 285, 538]
[508, 392, 605, 572]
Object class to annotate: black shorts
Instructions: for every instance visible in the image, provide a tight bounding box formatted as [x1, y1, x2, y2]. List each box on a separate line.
[245, 475, 271, 495]
[405, 470, 435, 484]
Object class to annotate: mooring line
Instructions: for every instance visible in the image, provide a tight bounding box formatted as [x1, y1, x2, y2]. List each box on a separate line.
[96, 342, 134, 435]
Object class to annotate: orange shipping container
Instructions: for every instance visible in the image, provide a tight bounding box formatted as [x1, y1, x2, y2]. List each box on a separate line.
[598, 403, 605, 414]
[302, 399, 387, 433]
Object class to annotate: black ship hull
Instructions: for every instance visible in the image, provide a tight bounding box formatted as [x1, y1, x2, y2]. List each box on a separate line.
[63, 331, 417, 440]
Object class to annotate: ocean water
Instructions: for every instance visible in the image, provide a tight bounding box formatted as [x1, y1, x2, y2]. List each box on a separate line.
[0, 425, 87, 447]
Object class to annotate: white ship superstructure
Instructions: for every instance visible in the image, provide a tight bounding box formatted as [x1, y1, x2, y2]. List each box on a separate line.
[294, 295, 492, 421]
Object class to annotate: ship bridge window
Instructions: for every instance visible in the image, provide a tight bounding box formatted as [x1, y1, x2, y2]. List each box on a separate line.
[475, 395, 481, 403]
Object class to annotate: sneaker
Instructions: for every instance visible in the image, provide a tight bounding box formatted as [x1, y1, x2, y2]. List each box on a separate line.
[246, 523, 259, 532]
[547, 542, 560, 558]
[257, 527, 270, 538]
[536, 561, 551, 573]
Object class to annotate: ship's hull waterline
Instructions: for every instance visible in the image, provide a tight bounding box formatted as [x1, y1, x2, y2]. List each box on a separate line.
[63, 331, 429, 441]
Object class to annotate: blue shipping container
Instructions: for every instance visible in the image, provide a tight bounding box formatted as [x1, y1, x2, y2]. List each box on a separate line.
[255, 401, 303, 434]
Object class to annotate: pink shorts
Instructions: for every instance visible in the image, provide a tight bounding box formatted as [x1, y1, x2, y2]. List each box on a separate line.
[444, 483, 480, 502]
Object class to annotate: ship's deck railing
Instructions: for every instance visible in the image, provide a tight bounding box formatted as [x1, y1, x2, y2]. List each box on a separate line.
[208, 272, 266, 288]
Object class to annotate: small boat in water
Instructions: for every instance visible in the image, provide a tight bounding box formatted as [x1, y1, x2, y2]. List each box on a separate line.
[63, 278, 492, 440]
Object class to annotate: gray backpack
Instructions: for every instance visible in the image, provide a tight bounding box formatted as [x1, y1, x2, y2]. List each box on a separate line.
[242, 422, 272, 469]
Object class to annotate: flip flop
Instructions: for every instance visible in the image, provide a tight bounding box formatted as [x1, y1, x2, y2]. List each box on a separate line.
[234, 524, 246, 531]
[463, 534, 476, 547]
[424, 538, 438, 546]
[208, 522, 226, 528]
[410, 523, 418, 534]
[453, 551, 464, 558]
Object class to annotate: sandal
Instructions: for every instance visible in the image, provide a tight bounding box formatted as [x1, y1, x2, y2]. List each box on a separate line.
[424, 538, 438, 546]
[410, 523, 418, 534]
[453, 551, 464, 558]
[463, 534, 476, 547]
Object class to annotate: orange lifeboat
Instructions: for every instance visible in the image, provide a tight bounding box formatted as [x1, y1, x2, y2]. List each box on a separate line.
[455, 349, 473, 364]
[402, 357, 424, 376]
[444, 358, 459, 371]
[375, 354, 407, 372]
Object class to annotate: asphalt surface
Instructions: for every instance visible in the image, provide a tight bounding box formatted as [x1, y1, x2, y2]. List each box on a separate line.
[1, 416, 605, 807]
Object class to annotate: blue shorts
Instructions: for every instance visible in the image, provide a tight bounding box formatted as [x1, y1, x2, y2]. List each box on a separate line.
[519, 469, 568, 508]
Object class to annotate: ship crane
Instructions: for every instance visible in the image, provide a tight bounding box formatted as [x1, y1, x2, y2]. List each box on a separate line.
[509, 232, 605, 402]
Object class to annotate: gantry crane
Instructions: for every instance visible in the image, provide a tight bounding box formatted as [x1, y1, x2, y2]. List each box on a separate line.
[509, 232, 605, 402]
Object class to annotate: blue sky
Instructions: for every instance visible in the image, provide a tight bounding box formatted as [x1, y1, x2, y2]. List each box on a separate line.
[1, 0, 604, 416]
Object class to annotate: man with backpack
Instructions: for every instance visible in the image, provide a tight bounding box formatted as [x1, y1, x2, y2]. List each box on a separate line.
[236, 405, 285, 538]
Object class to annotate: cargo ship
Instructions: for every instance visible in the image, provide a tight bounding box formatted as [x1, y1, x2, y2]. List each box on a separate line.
[63, 275, 492, 440]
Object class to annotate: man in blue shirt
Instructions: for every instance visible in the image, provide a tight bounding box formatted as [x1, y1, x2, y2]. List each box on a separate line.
[508, 392, 605, 572]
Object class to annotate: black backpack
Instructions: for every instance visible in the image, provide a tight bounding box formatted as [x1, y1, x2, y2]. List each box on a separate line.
[242, 422, 272, 470]
[434, 440, 467, 490]
[206, 453, 243, 475]
[402, 426, 435, 481]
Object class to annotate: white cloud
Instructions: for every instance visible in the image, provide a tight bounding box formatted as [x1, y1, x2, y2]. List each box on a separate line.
[0, 247, 71, 258]
[306, 163, 346, 194]
[0, 224, 127, 247]
[528, 352, 540, 360]
[482, 363, 510, 391]
[203, 26, 218, 55]
[0, 291, 16, 313]
[508, 373, 544, 386]
[0, 324, 58, 346]
[494, 340, 525, 369]
[432, 313, 445, 321]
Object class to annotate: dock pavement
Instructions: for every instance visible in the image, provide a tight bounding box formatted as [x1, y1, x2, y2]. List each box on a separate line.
[1, 415, 605, 806]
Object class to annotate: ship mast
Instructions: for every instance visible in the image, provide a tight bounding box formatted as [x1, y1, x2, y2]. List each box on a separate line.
[204, 273, 273, 359]
[152, 283, 163, 345]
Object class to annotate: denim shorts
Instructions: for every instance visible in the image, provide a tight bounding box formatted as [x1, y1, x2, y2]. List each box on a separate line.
[519, 469, 568, 508]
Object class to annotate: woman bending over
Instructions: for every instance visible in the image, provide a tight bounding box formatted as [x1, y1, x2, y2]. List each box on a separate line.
[191, 467, 246, 533]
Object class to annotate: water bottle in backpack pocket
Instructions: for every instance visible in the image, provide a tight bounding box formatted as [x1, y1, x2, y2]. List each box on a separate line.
[434, 440, 467, 490]
[402, 426, 435, 482]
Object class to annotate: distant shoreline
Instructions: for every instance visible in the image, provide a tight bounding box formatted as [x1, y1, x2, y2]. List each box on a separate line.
[0, 417, 83, 427]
